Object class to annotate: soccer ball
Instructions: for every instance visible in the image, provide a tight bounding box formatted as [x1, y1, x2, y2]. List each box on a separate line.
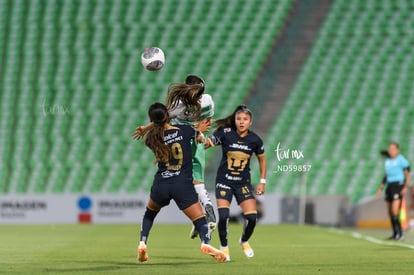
[141, 47, 165, 71]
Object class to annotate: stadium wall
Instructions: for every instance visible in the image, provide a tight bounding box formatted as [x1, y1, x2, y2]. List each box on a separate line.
[0, 194, 282, 224]
[356, 190, 414, 229]
[355, 197, 396, 229]
[281, 195, 354, 227]
[0, 193, 355, 226]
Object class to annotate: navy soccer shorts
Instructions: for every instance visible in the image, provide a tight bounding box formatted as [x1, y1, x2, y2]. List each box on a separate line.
[150, 179, 199, 210]
[215, 182, 255, 205]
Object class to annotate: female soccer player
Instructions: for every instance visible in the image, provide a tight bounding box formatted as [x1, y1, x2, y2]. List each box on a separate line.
[376, 142, 410, 240]
[206, 105, 266, 261]
[137, 102, 225, 263]
[132, 75, 217, 237]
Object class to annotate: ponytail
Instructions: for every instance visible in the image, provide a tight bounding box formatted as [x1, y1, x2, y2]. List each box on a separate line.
[144, 103, 171, 162]
[380, 142, 400, 158]
[166, 83, 203, 119]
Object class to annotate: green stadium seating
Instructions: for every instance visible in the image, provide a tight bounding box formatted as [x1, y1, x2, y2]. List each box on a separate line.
[0, 0, 293, 194]
[250, 0, 414, 203]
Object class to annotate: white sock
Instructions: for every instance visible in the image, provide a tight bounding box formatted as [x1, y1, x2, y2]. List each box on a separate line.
[194, 184, 212, 207]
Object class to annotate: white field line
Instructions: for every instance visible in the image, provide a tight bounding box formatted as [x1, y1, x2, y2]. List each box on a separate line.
[328, 227, 414, 250]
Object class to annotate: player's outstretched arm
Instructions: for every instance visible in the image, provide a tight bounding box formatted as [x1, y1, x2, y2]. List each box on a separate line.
[195, 119, 212, 143]
[255, 154, 267, 195]
[131, 122, 154, 140]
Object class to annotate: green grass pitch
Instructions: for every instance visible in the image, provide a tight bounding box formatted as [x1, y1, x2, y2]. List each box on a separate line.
[1, 224, 414, 274]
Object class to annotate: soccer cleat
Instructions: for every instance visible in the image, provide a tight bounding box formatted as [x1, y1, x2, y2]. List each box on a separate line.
[220, 246, 231, 262]
[190, 226, 199, 239]
[240, 239, 254, 258]
[204, 204, 217, 230]
[394, 234, 404, 241]
[386, 234, 404, 241]
[137, 241, 148, 262]
[200, 244, 227, 263]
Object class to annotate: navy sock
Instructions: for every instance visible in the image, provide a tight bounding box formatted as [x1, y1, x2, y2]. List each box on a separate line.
[193, 217, 211, 244]
[241, 213, 257, 243]
[218, 208, 230, 247]
[140, 207, 159, 244]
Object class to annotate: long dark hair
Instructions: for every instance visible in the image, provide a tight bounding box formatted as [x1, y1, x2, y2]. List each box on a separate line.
[165, 83, 204, 120]
[214, 104, 252, 130]
[185, 74, 205, 95]
[380, 142, 400, 158]
[144, 102, 171, 163]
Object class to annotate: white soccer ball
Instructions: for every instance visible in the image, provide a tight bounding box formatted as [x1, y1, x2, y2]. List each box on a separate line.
[141, 47, 165, 71]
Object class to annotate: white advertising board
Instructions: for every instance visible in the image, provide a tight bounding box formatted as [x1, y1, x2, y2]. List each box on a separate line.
[0, 193, 281, 224]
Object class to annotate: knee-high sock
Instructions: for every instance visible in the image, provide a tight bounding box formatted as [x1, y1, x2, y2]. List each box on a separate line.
[218, 208, 230, 247]
[194, 184, 212, 207]
[193, 217, 211, 244]
[241, 213, 257, 243]
[390, 216, 395, 236]
[140, 207, 159, 244]
[391, 216, 402, 236]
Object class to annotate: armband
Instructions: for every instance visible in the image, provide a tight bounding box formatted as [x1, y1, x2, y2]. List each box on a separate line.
[260, 178, 266, 184]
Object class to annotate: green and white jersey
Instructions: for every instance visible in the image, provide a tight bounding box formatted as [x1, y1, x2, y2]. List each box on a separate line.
[169, 94, 214, 126]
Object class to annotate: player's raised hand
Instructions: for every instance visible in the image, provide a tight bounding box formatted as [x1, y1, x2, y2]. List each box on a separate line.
[131, 122, 154, 140]
[131, 126, 144, 140]
[131, 126, 147, 140]
[197, 119, 211, 133]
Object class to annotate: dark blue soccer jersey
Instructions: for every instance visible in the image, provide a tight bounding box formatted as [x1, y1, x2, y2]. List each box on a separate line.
[210, 127, 264, 184]
[150, 124, 198, 183]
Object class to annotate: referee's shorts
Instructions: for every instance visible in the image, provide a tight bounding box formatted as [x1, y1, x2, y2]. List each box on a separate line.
[385, 182, 405, 202]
